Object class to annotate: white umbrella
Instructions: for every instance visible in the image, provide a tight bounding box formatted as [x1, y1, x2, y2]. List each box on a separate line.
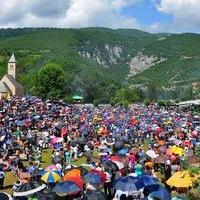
[0, 135, 6, 142]
[146, 150, 159, 159]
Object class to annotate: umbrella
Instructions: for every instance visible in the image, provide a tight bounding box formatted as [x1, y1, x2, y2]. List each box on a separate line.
[82, 190, 106, 200]
[41, 170, 61, 183]
[148, 185, 171, 200]
[51, 137, 63, 145]
[52, 181, 82, 196]
[45, 165, 59, 171]
[31, 169, 43, 180]
[0, 192, 12, 200]
[154, 155, 167, 164]
[139, 175, 159, 187]
[90, 169, 107, 182]
[166, 171, 194, 188]
[114, 140, 124, 149]
[118, 148, 128, 155]
[159, 146, 167, 154]
[13, 181, 46, 197]
[114, 176, 144, 192]
[84, 173, 102, 184]
[112, 161, 124, 170]
[63, 176, 84, 188]
[65, 164, 77, 170]
[63, 168, 83, 180]
[146, 150, 158, 159]
[170, 146, 185, 156]
[110, 156, 121, 162]
[29, 191, 61, 200]
[102, 160, 119, 172]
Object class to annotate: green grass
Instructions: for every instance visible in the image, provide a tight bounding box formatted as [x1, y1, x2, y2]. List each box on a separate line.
[0, 148, 89, 195]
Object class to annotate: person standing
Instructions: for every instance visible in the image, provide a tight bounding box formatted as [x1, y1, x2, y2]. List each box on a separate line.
[0, 168, 5, 189]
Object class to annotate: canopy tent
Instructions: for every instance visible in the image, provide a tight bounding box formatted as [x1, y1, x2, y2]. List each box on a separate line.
[72, 95, 83, 100]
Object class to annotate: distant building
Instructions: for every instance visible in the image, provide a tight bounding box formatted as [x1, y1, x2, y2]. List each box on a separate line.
[192, 82, 200, 90]
[0, 54, 24, 99]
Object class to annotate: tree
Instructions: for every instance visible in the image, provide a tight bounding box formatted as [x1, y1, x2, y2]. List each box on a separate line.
[31, 63, 65, 99]
[146, 83, 157, 101]
[114, 87, 142, 105]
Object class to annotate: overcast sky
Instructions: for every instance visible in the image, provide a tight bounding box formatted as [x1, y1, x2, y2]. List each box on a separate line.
[0, 0, 199, 33]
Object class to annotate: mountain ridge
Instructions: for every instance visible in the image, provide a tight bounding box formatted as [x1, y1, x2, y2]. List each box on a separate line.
[0, 27, 199, 101]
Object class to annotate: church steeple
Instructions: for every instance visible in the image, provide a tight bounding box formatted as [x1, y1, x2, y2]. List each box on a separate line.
[8, 53, 17, 79]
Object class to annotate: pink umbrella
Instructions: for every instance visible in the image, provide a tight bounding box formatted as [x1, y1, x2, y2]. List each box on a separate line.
[45, 164, 59, 171]
[51, 137, 63, 145]
[191, 130, 198, 137]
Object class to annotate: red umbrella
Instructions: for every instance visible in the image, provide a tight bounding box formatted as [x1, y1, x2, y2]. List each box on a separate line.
[64, 176, 84, 188]
[183, 140, 192, 147]
[90, 169, 107, 182]
[110, 156, 121, 162]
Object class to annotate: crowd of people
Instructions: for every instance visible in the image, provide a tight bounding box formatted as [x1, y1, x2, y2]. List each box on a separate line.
[0, 96, 199, 200]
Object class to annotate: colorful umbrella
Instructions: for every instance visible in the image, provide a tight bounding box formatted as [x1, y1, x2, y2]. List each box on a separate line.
[112, 160, 124, 170]
[118, 148, 128, 155]
[45, 164, 59, 171]
[41, 170, 61, 183]
[110, 156, 121, 162]
[63, 176, 84, 188]
[166, 171, 194, 188]
[63, 169, 81, 180]
[84, 173, 102, 184]
[90, 169, 107, 182]
[170, 146, 185, 156]
[146, 150, 158, 159]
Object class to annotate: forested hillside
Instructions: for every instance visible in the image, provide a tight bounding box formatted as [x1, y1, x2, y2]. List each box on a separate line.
[0, 28, 199, 103]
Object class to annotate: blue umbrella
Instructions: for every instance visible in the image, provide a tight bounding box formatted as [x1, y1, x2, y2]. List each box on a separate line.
[139, 175, 159, 187]
[118, 148, 128, 155]
[54, 143, 62, 149]
[52, 181, 81, 195]
[84, 173, 102, 184]
[147, 185, 171, 200]
[114, 176, 144, 192]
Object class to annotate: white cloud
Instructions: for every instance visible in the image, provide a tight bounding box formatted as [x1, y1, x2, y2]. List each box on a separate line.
[0, 0, 140, 29]
[155, 0, 200, 32]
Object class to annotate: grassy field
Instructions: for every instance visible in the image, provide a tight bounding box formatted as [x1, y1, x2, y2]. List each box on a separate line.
[0, 149, 87, 195]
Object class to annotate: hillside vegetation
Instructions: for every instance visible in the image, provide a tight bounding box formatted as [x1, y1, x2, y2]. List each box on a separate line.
[0, 28, 199, 102]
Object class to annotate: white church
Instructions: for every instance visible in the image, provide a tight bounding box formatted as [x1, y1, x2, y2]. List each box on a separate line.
[0, 54, 24, 99]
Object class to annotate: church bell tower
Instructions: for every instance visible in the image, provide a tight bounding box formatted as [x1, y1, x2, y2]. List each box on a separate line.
[8, 53, 17, 79]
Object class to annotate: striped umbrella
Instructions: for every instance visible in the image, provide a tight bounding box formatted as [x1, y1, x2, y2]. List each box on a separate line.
[41, 170, 61, 183]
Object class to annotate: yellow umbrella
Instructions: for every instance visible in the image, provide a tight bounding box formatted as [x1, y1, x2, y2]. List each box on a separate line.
[166, 171, 194, 188]
[170, 146, 185, 156]
[97, 127, 104, 135]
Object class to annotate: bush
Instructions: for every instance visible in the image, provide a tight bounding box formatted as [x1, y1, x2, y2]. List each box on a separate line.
[144, 99, 151, 106]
